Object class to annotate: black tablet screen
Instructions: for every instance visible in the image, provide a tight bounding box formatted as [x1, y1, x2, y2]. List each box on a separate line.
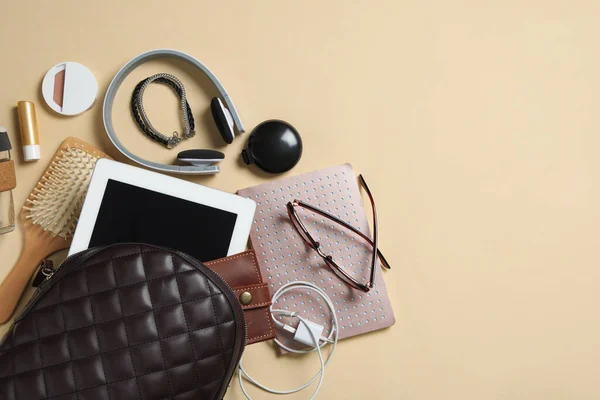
[89, 179, 238, 262]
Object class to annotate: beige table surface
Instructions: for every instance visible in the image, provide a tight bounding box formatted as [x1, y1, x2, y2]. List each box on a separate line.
[2, 1, 600, 399]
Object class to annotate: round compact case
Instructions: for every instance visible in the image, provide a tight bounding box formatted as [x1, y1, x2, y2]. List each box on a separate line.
[0, 243, 246, 400]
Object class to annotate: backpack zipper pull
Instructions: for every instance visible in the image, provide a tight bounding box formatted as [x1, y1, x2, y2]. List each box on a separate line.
[31, 260, 55, 288]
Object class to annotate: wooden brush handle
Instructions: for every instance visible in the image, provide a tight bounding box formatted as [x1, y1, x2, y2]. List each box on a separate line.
[0, 232, 67, 324]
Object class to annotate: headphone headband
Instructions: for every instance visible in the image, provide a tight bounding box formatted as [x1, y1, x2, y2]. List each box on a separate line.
[103, 49, 245, 174]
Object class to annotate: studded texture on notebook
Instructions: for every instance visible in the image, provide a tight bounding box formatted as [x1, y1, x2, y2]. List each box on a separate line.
[238, 164, 395, 345]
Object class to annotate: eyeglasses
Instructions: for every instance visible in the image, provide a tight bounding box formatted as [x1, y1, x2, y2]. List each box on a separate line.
[286, 175, 391, 292]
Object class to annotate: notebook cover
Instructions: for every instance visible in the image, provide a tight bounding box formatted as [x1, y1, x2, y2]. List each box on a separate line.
[238, 163, 395, 343]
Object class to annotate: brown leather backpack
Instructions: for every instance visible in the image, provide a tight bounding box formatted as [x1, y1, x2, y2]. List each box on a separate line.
[0, 243, 253, 400]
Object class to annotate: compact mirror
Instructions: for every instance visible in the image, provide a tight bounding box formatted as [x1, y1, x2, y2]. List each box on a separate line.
[241, 120, 302, 174]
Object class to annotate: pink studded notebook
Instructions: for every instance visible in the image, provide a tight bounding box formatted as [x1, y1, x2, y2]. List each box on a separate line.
[238, 164, 395, 343]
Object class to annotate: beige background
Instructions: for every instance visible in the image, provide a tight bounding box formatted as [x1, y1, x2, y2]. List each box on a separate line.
[1, 1, 599, 399]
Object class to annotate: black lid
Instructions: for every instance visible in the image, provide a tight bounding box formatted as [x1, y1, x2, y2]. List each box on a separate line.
[242, 120, 302, 174]
[0, 128, 11, 152]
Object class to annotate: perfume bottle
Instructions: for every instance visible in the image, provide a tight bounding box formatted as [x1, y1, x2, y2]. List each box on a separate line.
[0, 127, 15, 234]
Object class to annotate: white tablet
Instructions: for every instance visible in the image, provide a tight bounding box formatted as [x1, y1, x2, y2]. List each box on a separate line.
[69, 159, 256, 262]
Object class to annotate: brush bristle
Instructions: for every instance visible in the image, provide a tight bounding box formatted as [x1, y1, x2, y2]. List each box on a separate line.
[23, 144, 102, 239]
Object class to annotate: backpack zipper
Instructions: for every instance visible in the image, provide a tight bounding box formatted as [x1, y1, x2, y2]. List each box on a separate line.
[16, 248, 104, 322]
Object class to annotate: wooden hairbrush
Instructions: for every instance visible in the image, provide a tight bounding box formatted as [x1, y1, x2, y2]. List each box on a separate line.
[0, 137, 111, 324]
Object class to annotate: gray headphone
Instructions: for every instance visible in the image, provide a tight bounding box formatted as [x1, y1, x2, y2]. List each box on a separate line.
[103, 49, 245, 174]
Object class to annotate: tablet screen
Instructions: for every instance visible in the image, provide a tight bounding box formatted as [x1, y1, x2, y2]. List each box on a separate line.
[88, 179, 238, 262]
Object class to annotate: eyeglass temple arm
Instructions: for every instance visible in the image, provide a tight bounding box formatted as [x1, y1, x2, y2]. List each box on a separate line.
[358, 176, 391, 271]
[359, 174, 379, 288]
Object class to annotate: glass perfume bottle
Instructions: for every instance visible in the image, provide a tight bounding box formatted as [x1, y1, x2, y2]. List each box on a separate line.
[0, 127, 15, 234]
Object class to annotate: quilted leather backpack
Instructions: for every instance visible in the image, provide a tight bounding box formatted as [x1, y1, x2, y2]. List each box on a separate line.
[0, 243, 246, 400]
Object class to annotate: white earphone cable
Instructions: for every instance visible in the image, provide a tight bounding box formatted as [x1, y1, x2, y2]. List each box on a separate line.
[238, 281, 339, 399]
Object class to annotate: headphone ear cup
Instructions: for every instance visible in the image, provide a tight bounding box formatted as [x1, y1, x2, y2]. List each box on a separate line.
[210, 97, 235, 144]
[177, 149, 225, 166]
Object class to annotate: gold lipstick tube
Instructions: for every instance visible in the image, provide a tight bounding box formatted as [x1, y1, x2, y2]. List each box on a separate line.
[17, 101, 41, 162]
